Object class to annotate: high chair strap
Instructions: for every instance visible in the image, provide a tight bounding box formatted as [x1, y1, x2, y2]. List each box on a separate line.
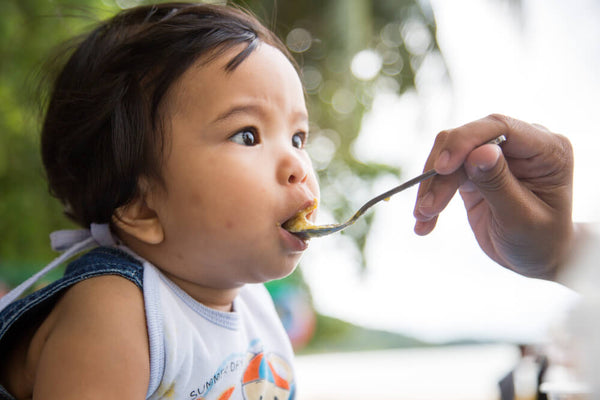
[0, 223, 116, 312]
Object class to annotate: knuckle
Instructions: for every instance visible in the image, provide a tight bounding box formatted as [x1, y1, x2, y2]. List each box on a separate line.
[545, 133, 574, 173]
[555, 133, 574, 163]
[488, 113, 532, 138]
[485, 113, 510, 129]
[531, 122, 551, 133]
[434, 129, 451, 146]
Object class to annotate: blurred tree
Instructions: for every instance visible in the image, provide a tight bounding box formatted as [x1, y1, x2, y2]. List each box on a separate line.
[0, 0, 443, 280]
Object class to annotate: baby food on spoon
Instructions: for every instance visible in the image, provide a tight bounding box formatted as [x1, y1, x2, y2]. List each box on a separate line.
[283, 199, 318, 233]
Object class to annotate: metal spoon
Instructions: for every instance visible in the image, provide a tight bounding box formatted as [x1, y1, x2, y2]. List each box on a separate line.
[286, 135, 506, 239]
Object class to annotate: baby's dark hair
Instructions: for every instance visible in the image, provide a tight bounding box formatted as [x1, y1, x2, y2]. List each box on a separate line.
[41, 2, 294, 228]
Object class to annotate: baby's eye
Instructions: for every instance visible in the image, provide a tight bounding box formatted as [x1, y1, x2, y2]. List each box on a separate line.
[230, 128, 258, 146]
[292, 131, 307, 149]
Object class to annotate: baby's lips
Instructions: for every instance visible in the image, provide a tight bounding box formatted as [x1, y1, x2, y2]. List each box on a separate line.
[302, 198, 318, 215]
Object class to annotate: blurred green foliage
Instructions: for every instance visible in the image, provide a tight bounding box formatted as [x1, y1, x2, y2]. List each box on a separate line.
[299, 313, 429, 354]
[0, 0, 120, 282]
[0, 0, 442, 279]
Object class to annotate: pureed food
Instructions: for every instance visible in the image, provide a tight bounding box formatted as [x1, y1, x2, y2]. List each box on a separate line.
[282, 199, 318, 233]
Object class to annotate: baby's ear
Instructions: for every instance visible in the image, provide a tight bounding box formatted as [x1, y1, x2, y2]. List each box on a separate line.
[112, 185, 164, 245]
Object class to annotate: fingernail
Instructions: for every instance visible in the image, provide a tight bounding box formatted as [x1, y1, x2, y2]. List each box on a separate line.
[435, 150, 450, 171]
[476, 146, 501, 172]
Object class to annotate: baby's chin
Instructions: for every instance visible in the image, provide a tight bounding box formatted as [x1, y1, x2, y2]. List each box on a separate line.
[254, 258, 302, 284]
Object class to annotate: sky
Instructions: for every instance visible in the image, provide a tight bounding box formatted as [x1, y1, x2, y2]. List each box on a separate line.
[300, 0, 599, 344]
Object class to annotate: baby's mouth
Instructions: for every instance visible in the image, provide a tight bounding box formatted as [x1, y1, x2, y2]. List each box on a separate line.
[282, 199, 318, 235]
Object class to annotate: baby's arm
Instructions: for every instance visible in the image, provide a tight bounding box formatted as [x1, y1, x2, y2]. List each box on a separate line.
[32, 275, 150, 399]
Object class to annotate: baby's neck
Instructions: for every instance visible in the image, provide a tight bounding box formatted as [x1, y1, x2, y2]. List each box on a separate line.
[161, 269, 239, 312]
[115, 234, 240, 312]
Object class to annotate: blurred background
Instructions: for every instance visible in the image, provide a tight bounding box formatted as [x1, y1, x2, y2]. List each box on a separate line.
[1, 0, 599, 398]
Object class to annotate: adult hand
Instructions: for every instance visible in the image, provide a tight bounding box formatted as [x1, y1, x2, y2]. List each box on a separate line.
[413, 114, 574, 280]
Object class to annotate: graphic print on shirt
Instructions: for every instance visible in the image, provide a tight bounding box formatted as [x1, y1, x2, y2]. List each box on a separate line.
[188, 340, 294, 400]
[241, 340, 295, 400]
[188, 353, 245, 400]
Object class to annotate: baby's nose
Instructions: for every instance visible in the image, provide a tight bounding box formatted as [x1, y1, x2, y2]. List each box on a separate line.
[278, 149, 309, 185]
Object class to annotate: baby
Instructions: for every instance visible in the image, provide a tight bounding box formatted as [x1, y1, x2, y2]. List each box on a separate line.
[0, 3, 318, 399]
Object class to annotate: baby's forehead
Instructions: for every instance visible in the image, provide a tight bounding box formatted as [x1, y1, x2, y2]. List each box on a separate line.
[159, 47, 239, 118]
[164, 44, 303, 117]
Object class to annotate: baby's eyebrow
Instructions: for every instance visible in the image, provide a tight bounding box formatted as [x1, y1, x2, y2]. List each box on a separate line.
[211, 104, 308, 125]
[212, 104, 262, 124]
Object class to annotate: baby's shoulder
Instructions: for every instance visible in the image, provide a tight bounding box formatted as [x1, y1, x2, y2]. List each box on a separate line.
[50, 273, 146, 332]
[2, 275, 149, 399]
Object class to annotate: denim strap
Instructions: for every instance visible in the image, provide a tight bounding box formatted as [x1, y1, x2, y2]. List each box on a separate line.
[0, 223, 116, 312]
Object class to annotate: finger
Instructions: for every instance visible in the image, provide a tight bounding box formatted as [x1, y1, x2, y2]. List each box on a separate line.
[416, 133, 509, 217]
[414, 171, 478, 236]
[413, 130, 461, 218]
[415, 129, 450, 198]
[413, 169, 468, 235]
[458, 179, 484, 212]
[412, 124, 482, 235]
[414, 171, 466, 220]
[413, 116, 506, 215]
[434, 114, 556, 175]
[414, 217, 438, 236]
[504, 132, 574, 183]
[412, 131, 450, 235]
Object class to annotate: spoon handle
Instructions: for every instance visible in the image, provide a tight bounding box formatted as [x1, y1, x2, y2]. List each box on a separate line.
[295, 134, 506, 238]
[346, 134, 507, 225]
[354, 169, 437, 218]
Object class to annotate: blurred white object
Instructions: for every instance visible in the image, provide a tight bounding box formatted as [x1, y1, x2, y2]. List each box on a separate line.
[552, 223, 600, 398]
[295, 344, 520, 400]
[513, 355, 541, 400]
[540, 366, 590, 400]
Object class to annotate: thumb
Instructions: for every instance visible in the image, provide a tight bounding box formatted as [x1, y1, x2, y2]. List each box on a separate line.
[462, 144, 530, 214]
[464, 143, 503, 178]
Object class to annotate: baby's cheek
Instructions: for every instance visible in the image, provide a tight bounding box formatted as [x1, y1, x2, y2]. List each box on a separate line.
[224, 219, 236, 230]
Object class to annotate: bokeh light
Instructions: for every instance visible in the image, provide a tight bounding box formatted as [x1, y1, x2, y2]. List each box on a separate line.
[351, 49, 382, 81]
[286, 28, 312, 53]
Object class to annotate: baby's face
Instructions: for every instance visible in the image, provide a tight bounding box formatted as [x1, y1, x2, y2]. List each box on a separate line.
[150, 43, 319, 288]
